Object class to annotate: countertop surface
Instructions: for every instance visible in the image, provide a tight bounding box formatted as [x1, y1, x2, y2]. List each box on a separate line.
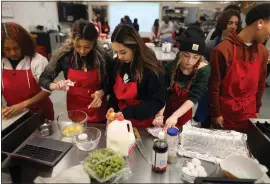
[32, 123, 185, 183]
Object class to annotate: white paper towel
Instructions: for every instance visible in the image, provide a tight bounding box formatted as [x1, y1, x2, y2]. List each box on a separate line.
[34, 165, 90, 183]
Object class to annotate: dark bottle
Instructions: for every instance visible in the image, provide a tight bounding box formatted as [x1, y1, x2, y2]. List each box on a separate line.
[152, 131, 168, 174]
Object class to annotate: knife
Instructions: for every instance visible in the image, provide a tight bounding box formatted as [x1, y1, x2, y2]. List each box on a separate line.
[133, 127, 152, 165]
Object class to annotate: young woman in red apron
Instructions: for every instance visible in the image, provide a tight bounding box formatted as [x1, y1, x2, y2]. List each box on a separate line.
[2, 22, 54, 120]
[106, 24, 166, 127]
[153, 26, 210, 129]
[39, 20, 113, 123]
[209, 4, 270, 133]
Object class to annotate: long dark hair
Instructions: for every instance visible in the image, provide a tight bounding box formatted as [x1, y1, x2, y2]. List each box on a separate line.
[211, 9, 241, 39]
[153, 19, 159, 34]
[1, 22, 36, 58]
[49, 19, 106, 80]
[111, 24, 163, 83]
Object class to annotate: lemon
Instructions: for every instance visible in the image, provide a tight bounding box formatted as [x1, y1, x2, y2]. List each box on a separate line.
[62, 127, 70, 136]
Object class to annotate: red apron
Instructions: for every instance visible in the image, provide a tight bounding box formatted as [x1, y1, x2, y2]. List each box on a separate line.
[219, 45, 260, 133]
[66, 56, 107, 123]
[113, 74, 154, 127]
[2, 64, 54, 120]
[164, 70, 192, 128]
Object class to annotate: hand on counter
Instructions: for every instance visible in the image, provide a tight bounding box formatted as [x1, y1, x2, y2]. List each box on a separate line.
[214, 116, 224, 128]
[2, 102, 26, 119]
[88, 90, 103, 109]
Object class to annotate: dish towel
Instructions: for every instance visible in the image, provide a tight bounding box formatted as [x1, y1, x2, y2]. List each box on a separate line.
[34, 165, 90, 183]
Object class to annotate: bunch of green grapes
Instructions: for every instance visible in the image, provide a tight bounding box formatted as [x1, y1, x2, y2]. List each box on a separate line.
[84, 149, 126, 180]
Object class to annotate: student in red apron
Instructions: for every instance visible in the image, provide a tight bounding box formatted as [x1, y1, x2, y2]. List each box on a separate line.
[152, 26, 210, 129]
[39, 20, 114, 123]
[1, 22, 54, 120]
[209, 3, 270, 133]
[106, 24, 166, 127]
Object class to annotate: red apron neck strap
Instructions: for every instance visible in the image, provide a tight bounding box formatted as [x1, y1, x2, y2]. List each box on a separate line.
[233, 44, 237, 60]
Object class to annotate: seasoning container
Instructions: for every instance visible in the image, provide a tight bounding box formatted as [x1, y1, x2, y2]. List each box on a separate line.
[152, 131, 168, 174]
[167, 127, 179, 164]
[38, 120, 53, 137]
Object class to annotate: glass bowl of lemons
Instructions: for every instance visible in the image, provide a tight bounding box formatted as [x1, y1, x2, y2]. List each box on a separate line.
[56, 110, 88, 137]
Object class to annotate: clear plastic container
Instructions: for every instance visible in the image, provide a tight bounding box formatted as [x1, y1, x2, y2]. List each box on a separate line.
[166, 128, 179, 164]
[56, 110, 88, 137]
[73, 127, 101, 151]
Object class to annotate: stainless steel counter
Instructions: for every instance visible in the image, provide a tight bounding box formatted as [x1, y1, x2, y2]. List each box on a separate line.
[35, 123, 184, 183]
[3, 122, 226, 183]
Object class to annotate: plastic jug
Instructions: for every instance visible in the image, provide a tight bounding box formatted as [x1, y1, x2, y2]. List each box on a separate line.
[106, 116, 136, 156]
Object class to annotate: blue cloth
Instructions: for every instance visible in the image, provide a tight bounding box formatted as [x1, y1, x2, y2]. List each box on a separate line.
[194, 91, 209, 123]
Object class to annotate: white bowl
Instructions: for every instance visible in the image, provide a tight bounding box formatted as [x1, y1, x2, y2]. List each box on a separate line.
[220, 155, 267, 182]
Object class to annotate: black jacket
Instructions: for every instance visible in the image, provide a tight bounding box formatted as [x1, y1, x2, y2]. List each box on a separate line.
[108, 62, 167, 120]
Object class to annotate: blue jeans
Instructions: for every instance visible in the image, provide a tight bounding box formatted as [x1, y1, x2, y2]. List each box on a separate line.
[194, 92, 210, 127]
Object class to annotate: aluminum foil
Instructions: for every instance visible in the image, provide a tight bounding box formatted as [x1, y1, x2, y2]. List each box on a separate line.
[178, 124, 249, 163]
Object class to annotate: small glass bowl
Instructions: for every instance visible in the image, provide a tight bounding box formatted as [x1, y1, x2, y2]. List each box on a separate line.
[73, 127, 101, 151]
[173, 157, 218, 183]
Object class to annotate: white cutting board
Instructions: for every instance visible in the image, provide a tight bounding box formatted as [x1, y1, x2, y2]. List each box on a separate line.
[2, 109, 29, 131]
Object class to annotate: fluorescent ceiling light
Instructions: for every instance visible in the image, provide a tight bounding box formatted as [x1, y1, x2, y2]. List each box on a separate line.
[182, 2, 202, 4]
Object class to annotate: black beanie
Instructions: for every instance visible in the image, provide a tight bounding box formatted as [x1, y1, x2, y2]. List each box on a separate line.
[177, 26, 206, 55]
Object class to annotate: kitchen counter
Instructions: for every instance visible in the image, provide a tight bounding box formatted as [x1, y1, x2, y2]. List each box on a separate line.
[151, 47, 178, 62]
[3, 122, 187, 183]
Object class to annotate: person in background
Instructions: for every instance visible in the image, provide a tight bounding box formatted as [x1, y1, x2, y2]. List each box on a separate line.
[120, 18, 125, 25]
[39, 19, 113, 123]
[208, 3, 270, 133]
[133, 18, 139, 32]
[206, 4, 244, 43]
[265, 38, 270, 87]
[151, 19, 159, 40]
[205, 11, 222, 43]
[92, 13, 101, 34]
[158, 16, 174, 43]
[191, 16, 206, 27]
[205, 9, 241, 61]
[1, 22, 54, 120]
[123, 15, 133, 27]
[152, 26, 210, 128]
[101, 17, 110, 35]
[193, 9, 241, 128]
[107, 24, 166, 127]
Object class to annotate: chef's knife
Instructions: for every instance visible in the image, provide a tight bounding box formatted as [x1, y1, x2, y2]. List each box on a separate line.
[133, 127, 152, 165]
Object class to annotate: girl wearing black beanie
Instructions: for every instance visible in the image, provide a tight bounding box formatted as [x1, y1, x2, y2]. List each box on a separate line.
[152, 26, 211, 128]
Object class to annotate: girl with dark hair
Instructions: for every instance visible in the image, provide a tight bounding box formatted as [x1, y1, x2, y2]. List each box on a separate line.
[101, 17, 110, 35]
[1, 22, 54, 120]
[206, 9, 241, 61]
[39, 19, 113, 123]
[133, 18, 139, 32]
[106, 24, 166, 127]
[152, 19, 159, 40]
[152, 26, 210, 128]
[193, 9, 241, 127]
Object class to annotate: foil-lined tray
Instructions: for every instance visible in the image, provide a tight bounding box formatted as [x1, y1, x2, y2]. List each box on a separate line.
[178, 124, 250, 163]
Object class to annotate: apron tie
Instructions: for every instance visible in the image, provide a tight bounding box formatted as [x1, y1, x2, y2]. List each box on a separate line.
[2, 63, 5, 90]
[26, 65, 31, 89]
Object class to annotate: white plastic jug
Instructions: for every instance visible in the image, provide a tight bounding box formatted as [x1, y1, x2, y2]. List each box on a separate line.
[106, 116, 136, 156]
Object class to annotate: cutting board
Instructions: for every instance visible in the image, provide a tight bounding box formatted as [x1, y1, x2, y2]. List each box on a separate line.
[2, 109, 29, 131]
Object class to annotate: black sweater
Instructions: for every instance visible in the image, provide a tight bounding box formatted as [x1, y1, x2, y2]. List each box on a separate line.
[108, 62, 167, 120]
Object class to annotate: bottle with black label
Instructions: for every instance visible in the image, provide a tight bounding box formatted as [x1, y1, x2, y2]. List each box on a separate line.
[152, 131, 168, 173]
